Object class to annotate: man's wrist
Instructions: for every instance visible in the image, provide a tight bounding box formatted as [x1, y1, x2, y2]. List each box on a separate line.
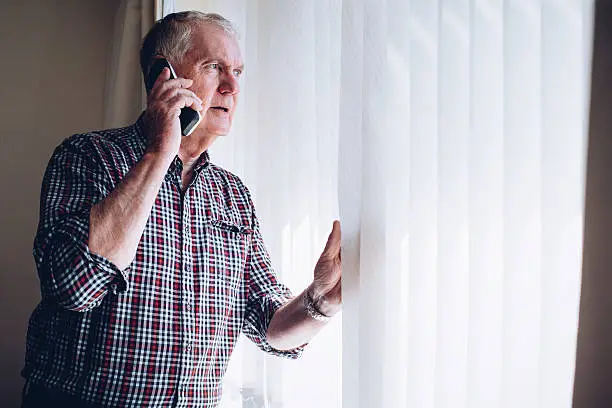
[143, 149, 175, 166]
[304, 288, 331, 322]
[140, 151, 177, 179]
[306, 285, 339, 319]
[314, 296, 340, 317]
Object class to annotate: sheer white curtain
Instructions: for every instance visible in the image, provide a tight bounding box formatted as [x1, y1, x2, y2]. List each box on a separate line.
[163, 1, 593, 407]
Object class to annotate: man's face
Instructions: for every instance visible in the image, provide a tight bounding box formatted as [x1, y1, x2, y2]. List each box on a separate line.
[175, 23, 243, 137]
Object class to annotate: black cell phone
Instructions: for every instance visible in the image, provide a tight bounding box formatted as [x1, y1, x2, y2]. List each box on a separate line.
[147, 58, 202, 137]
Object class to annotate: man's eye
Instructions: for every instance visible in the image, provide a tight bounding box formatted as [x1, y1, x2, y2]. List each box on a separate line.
[208, 63, 219, 70]
[233, 69, 242, 77]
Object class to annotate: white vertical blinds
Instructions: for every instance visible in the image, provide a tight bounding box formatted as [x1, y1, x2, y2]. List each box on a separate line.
[340, 1, 593, 407]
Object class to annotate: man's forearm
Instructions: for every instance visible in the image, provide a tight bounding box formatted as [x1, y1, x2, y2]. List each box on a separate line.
[89, 152, 172, 270]
[266, 285, 337, 351]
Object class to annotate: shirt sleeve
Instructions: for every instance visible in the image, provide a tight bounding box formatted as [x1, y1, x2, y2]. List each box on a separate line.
[33, 137, 130, 312]
[242, 212, 306, 359]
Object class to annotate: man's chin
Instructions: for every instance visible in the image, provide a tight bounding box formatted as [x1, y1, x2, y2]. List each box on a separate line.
[194, 123, 231, 137]
[206, 125, 231, 137]
[184, 126, 230, 142]
[197, 120, 232, 137]
[211, 129, 230, 137]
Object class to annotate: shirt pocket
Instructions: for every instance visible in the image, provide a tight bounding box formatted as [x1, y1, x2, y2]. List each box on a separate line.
[203, 218, 252, 305]
[209, 219, 254, 236]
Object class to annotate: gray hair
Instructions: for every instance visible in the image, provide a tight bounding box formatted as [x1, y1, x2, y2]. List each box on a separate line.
[140, 11, 238, 83]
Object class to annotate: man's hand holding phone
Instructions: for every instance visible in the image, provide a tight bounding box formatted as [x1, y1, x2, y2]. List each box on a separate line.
[143, 64, 205, 160]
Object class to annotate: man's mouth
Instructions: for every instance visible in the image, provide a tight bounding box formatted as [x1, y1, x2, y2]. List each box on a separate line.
[210, 106, 229, 113]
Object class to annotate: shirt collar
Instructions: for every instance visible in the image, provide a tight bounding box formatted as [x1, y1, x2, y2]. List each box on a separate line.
[166, 151, 210, 176]
[192, 151, 211, 173]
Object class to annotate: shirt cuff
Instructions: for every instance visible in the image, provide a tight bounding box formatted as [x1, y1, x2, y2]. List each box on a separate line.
[254, 292, 307, 359]
[88, 251, 130, 295]
[55, 210, 131, 295]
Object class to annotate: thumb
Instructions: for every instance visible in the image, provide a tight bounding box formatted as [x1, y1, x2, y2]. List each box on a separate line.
[323, 220, 341, 256]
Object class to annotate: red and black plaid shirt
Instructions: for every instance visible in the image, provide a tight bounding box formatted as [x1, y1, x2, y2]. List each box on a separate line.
[23, 116, 303, 407]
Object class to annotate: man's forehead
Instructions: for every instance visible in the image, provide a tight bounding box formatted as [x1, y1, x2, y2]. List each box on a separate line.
[188, 23, 242, 64]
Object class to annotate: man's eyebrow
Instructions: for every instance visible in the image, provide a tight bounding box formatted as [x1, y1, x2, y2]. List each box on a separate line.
[223, 62, 245, 71]
[197, 58, 244, 70]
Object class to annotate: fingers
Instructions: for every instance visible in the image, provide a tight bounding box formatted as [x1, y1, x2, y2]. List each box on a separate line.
[166, 94, 204, 116]
[323, 220, 341, 257]
[153, 77, 194, 99]
[150, 68, 194, 99]
[159, 86, 200, 103]
[143, 67, 202, 156]
[147, 68, 204, 117]
[163, 89, 204, 112]
[148, 68, 193, 100]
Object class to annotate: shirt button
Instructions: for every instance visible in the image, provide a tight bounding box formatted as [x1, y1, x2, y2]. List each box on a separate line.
[186, 344, 192, 352]
[184, 263, 191, 272]
[184, 225, 189, 234]
[185, 304, 192, 312]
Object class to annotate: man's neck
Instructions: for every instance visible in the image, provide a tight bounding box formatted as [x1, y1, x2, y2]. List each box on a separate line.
[177, 131, 217, 192]
[178, 131, 217, 172]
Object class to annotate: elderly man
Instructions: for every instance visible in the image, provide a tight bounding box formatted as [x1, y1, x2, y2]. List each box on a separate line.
[21, 11, 341, 408]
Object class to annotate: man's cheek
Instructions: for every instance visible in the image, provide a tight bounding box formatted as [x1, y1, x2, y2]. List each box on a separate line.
[203, 94, 215, 111]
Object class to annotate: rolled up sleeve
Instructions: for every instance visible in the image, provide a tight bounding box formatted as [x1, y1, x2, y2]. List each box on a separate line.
[33, 138, 128, 312]
[242, 215, 305, 359]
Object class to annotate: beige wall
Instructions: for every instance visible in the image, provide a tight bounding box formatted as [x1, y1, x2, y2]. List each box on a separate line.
[0, 0, 119, 405]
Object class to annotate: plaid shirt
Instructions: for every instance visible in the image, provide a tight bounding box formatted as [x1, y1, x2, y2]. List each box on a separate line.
[23, 116, 303, 407]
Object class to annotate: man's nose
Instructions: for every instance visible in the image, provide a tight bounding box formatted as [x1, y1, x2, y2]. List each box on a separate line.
[218, 72, 239, 95]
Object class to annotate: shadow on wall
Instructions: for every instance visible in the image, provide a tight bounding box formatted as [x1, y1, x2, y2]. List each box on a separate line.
[573, 1, 612, 407]
[0, 0, 120, 406]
